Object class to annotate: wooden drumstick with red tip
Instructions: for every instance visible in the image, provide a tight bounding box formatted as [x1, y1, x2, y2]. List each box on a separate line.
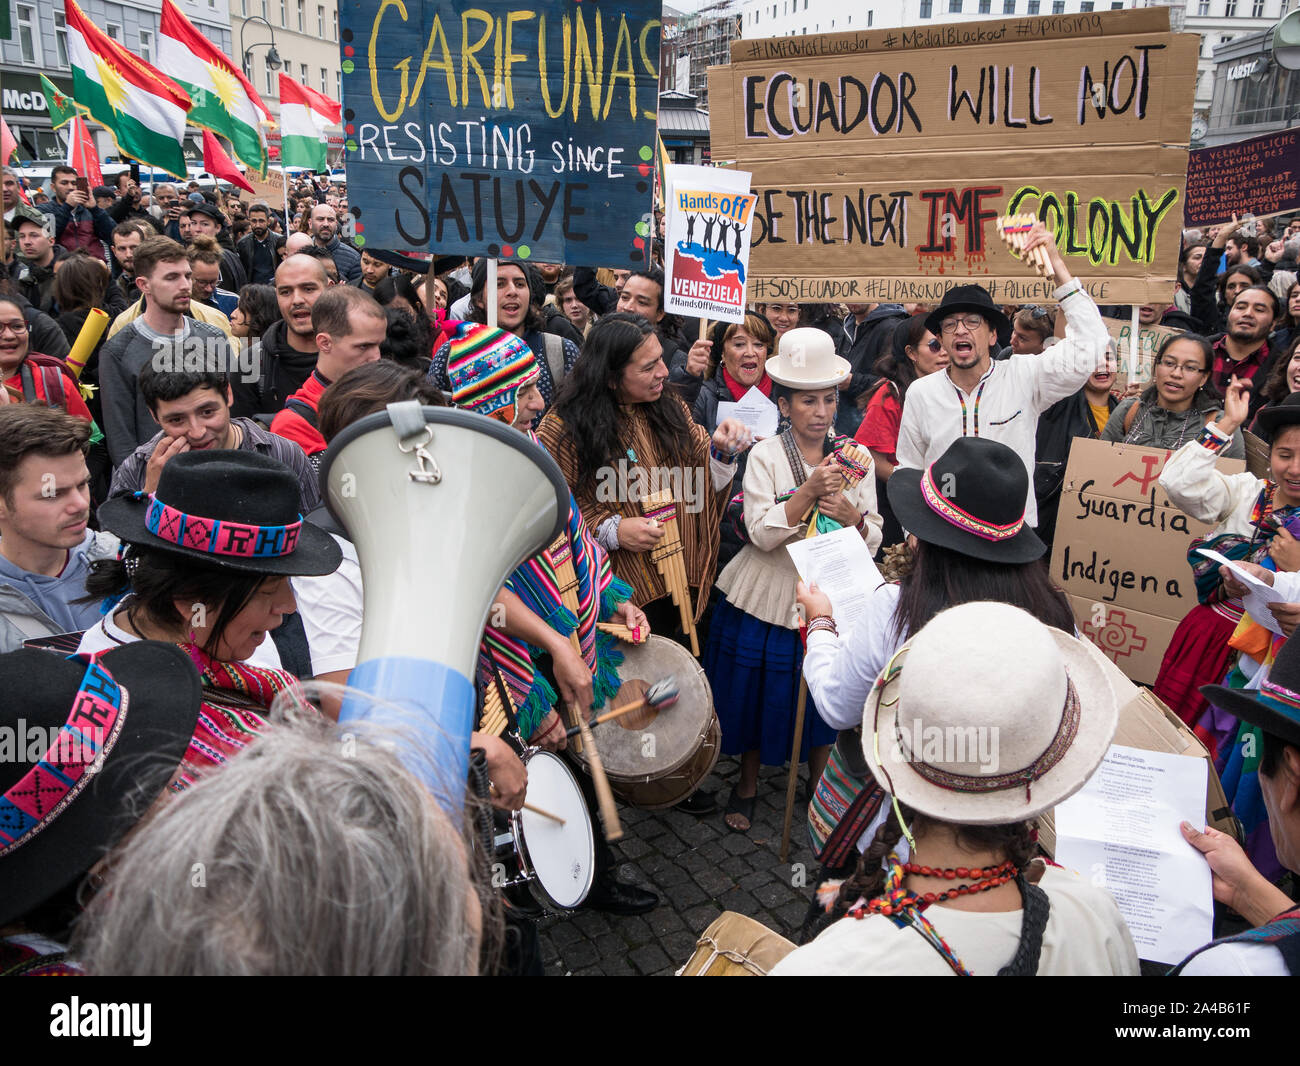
[565, 677, 679, 738]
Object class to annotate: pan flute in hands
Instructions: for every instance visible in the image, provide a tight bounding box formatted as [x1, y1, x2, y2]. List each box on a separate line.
[995, 213, 1053, 278]
[804, 439, 874, 537]
[640, 488, 700, 656]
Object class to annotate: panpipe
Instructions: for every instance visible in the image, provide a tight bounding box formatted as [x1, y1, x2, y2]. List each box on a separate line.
[479, 674, 517, 739]
[995, 213, 1053, 278]
[546, 533, 583, 657]
[640, 488, 699, 656]
[804, 439, 874, 538]
[597, 621, 648, 645]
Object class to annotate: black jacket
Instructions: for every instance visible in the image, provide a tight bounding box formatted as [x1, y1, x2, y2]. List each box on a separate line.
[1034, 388, 1116, 550]
[573, 266, 618, 317]
[11, 246, 69, 315]
[236, 231, 285, 285]
[231, 319, 318, 420]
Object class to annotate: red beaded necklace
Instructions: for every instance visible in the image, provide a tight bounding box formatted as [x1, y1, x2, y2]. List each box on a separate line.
[860, 860, 1019, 915]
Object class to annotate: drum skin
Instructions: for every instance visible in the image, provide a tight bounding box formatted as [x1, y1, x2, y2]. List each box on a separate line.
[570, 635, 720, 809]
[507, 749, 595, 910]
[677, 912, 796, 976]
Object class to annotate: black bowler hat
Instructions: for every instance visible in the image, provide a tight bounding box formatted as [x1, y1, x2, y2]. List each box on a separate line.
[0, 643, 202, 926]
[98, 450, 341, 576]
[1255, 392, 1300, 438]
[888, 437, 1045, 564]
[1202, 631, 1300, 749]
[924, 284, 1011, 336]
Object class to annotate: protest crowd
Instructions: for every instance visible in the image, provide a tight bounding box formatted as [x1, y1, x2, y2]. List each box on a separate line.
[3, 3, 1300, 989]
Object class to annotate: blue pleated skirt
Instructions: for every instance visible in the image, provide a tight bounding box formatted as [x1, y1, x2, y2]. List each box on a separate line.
[704, 594, 836, 766]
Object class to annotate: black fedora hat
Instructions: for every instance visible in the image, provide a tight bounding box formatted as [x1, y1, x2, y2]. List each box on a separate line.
[1255, 392, 1300, 438]
[888, 437, 1046, 564]
[0, 643, 202, 926]
[98, 450, 342, 576]
[924, 284, 1011, 337]
[1201, 632, 1300, 749]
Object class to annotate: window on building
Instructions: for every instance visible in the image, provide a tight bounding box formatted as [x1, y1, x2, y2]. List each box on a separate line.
[53, 11, 68, 68]
[1198, 0, 1209, 11]
[920, 0, 933, 15]
[1052, 0, 1064, 11]
[332, 10, 337, 38]
[1004, 0, 1015, 10]
[262, 0, 268, 21]
[318, 6, 326, 36]
[266, 63, 274, 97]
[106, 23, 121, 41]
[139, 29, 153, 62]
[321, 67, 328, 94]
[1027, 0, 1040, 12]
[301, 63, 309, 85]
[16, 4, 39, 64]
[1080, 0, 1093, 8]
[949, 0, 962, 11]
[1253, 0, 1266, 14]
[869, 10, 874, 23]
[1225, 0, 1236, 15]
[296, 0, 304, 30]
[336, 69, 341, 99]
[783, 1, 787, 13]
[979, 0, 991, 11]
[1111, 1, 1122, 7]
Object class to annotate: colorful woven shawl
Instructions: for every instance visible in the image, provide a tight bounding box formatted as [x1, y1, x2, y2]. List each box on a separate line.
[477, 474, 632, 740]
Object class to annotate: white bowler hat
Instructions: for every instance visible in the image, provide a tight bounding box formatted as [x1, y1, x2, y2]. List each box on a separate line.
[764, 327, 852, 390]
[861, 602, 1122, 825]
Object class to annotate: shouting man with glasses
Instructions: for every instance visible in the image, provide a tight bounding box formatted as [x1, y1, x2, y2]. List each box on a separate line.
[896, 221, 1109, 527]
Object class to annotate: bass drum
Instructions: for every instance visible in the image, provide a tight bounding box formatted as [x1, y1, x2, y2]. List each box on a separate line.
[569, 634, 719, 810]
[677, 912, 796, 976]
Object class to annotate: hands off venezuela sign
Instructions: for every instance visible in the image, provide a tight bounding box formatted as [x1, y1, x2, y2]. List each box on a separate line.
[338, 0, 661, 266]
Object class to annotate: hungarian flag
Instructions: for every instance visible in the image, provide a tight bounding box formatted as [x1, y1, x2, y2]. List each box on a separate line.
[278, 74, 339, 172]
[202, 129, 253, 194]
[66, 115, 103, 188]
[41, 74, 79, 130]
[159, 0, 269, 176]
[64, 0, 191, 178]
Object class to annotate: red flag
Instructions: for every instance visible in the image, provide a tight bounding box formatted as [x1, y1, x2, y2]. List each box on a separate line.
[0, 118, 16, 164]
[202, 129, 254, 194]
[66, 115, 103, 188]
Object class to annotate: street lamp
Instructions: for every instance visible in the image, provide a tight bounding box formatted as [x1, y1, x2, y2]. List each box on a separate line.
[240, 15, 281, 76]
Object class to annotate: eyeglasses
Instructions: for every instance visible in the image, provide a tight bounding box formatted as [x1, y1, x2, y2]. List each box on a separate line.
[1155, 357, 1206, 375]
[939, 314, 986, 334]
[926, 338, 943, 352]
[0, 321, 29, 336]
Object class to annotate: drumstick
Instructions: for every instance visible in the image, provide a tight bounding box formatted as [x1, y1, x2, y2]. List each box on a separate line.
[564, 677, 680, 738]
[570, 701, 623, 842]
[489, 786, 567, 825]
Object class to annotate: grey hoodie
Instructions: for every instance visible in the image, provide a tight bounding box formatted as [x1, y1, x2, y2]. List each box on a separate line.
[0, 529, 119, 652]
[1101, 391, 1246, 459]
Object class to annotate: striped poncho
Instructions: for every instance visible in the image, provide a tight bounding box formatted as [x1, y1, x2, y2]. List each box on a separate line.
[477, 467, 633, 741]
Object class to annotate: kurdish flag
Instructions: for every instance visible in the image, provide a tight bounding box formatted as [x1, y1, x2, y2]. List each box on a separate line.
[160, 0, 269, 176]
[278, 74, 340, 172]
[41, 74, 80, 130]
[65, 0, 190, 178]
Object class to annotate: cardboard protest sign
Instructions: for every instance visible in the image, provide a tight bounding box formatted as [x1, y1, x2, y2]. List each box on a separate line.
[1101, 316, 1182, 386]
[1050, 438, 1244, 685]
[337, 0, 661, 265]
[708, 8, 1198, 305]
[1184, 128, 1300, 230]
[663, 163, 757, 322]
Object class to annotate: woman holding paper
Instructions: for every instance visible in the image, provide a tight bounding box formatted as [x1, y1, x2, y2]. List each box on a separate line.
[1157, 380, 1300, 878]
[772, 602, 1137, 976]
[706, 330, 882, 834]
[795, 437, 1076, 870]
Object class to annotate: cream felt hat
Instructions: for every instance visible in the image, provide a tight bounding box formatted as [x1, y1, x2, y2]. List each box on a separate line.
[764, 327, 852, 390]
[861, 602, 1121, 825]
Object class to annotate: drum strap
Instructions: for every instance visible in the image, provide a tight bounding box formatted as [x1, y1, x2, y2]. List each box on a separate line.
[996, 877, 1050, 976]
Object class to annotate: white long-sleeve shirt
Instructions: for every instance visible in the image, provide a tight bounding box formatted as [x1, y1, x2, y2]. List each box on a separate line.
[895, 283, 1110, 526]
[803, 581, 903, 731]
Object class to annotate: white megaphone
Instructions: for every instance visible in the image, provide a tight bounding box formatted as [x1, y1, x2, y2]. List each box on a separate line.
[320, 402, 569, 807]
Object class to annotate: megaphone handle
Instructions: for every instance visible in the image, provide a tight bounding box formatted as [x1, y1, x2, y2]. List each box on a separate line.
[570, 701, 623, 842]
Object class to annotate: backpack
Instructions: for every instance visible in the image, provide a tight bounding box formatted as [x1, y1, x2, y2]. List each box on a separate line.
[541, 332, 565, 387]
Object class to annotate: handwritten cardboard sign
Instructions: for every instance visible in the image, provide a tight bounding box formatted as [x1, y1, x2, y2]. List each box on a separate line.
[1050, 438, 1244, 685]
[337, 0, 661, 265]
[1184, 128, 1300, 230]
[663, 163, 757, 322]
[708, 8, 1198, 305]
[1101, 315, 1182, 386]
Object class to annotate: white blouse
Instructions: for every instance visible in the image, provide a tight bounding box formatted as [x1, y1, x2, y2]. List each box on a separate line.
[803, 580, 903, 732]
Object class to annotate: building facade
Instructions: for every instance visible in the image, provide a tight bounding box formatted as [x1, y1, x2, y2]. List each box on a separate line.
[229, 0, 343, 165]
[664, 1, 742, 110]
[1204, 25, 1300, 143]
[1, 0, 231, 169]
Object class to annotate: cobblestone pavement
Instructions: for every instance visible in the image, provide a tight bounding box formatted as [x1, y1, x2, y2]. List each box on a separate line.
[537, 756, 821, 976]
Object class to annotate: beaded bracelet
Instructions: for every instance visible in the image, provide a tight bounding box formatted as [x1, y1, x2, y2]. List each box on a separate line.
[1197, 423, 1231, 454]
[806, 616, 838, 637]
[709, 442, 738, 464]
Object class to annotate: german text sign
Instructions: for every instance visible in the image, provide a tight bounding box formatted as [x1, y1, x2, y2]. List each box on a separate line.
[1183, 128, 1300, 230]
[1050, 438, 1243, 685]
[338, 0, 661, 265]
[708, 8, 1198, 305]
